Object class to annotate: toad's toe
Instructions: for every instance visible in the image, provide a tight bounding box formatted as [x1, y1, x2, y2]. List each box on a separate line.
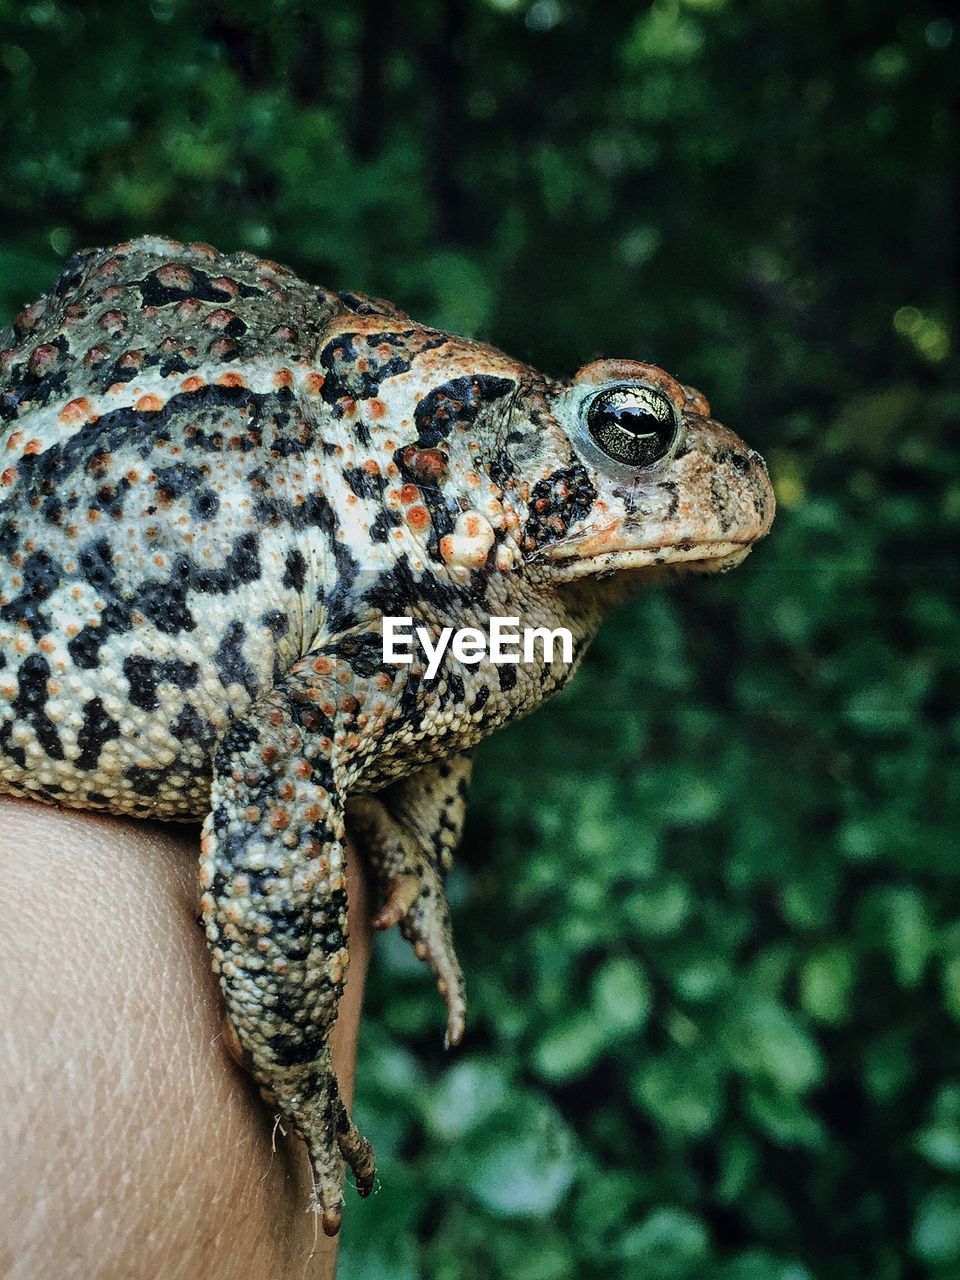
[371, 873, 421, 931]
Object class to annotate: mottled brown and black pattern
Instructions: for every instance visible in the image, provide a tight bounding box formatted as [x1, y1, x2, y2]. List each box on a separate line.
[0, 237, 774, 1236]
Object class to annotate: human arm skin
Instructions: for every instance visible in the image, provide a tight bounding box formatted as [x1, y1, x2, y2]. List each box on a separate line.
[0, 796, 369, 1280]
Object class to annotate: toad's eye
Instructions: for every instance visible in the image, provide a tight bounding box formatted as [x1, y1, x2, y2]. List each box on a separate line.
[585, 385, 679, 467]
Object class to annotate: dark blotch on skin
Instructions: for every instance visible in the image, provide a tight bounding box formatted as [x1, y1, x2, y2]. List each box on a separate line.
[369, 508, 402, 543]
[11, 653, 64, 761]
[0, 519, 19, 557]
[192, 489, 220, 520]
[282, 547, 307, 591]
[137, 579, 196, 635]
[170, 702, 216, 751]
[469, 686, 489, 714]
[659, 481, 679, 519]
[318, 328, 447, 410]
[335, 290, 401, 318]
[261, 610, 289, 638]
[523, 462, 598, 550]
[498, 663, 518, 693]
[343, 466, 385, 501]
[0, 548, 62, 639]
[137, 266, 263, 308]
[0, 721, 26, 769]
[123, 655, 200, 712]
[78, 537, 116, 592]
[153, 463, 206, 503]
[75, 696, 121, 771]
[413, 375, 515, 448]
[67, 602, 132, 670]
[123, 764, 173, 796]
[0, 334, 70, 422]
[214, 621, 259, 697]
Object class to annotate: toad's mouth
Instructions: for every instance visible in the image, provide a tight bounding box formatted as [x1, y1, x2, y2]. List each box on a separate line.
[537, 538, 755, 583]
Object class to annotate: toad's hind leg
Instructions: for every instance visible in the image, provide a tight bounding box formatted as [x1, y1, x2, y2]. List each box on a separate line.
[200, 672, 374, 1236]
[348, 752, 472, 1048]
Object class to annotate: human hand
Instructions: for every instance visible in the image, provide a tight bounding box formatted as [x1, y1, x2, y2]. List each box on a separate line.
[0, 796, 369, 1280]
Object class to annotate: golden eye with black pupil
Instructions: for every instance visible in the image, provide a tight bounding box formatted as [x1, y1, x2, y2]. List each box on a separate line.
[586, 385, 679, 467]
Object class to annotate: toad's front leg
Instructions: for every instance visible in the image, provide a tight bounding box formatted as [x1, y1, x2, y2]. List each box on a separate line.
[200, 663, 374, 1236]
[347, 752, 473, 1048]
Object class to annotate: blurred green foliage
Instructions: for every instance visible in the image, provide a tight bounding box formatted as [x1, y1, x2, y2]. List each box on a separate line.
[1, 0, 958, 1275]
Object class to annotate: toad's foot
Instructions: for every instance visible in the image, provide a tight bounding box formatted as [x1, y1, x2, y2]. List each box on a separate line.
[223, 1019, 375, 1234]
[303, 1051, 377, 1235]
[348, 754, 472, 1047]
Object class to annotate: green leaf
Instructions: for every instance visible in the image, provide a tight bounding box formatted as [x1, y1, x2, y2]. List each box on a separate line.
[719, 1250, 814, 1280]
[799, 945, 855, 1025]
[861, 887, 933, 988]
[591, 956, 653, 1032]
[743, 1086, 826, 1150]
[912, 1188, 960, 1264]
[616, 1208, 710, 1276]
[463, 1101, 578, 1218]
[915, 1085, 960, 1171]
[632, 1051, 724, 1138]
[915, 1124, 960, 1172]
[724, 999, 825, 1094]
[531, 1010, 606, 1081]
[942, 955, 960, 1019]
[623, 880, 692, 936]
[425, 1059, 510, 1141]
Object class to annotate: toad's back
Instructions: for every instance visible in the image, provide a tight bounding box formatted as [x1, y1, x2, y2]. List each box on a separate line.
[0, 238, 363, 817]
